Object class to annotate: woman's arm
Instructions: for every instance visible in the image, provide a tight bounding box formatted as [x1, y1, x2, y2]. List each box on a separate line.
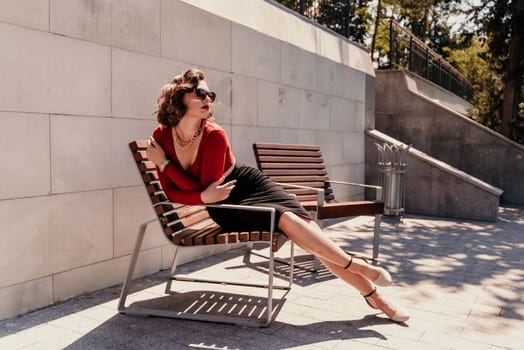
[197, 129, 237, 203]
[149, 130, 202, 192]
[159, 168, 235, 205]
[147, 127, 235, 205]
[161, 163, 201, 192]
[159, 179, 204, 205]
[147, 135, 204, 204]
[147, 133, 234, 205]
[199, 129, 229, 188]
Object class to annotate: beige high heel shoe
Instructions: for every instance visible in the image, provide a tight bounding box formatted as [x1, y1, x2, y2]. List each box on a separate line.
[362, 287, 410, 323]
[344, 254, 392, 287]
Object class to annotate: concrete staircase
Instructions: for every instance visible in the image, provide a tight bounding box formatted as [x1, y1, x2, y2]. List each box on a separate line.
[366, 69, 524, 220]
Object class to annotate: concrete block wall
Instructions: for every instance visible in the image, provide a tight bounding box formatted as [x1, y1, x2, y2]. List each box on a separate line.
[0, 0, 374, 320]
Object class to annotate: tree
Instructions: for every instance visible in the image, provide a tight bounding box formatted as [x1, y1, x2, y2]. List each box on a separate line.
[370, 0, 461, 68]
[315, 0, 371, 44]
[275, 0, 524, 143]
[372, 0, 459, 55]
[445, 35, 502, 128]
[274, 0, 316, 14]
[464, 0, 524, 140]
[371, 0, 523, 143]
[274, 0, 371, 45]
[370, 0, 383, 62]
[500, 0, 524, 140]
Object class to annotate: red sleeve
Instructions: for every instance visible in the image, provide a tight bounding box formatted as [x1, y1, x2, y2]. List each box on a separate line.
[159, 177, 203, 205]
[152, 126, 204, 205]
[157, 165, 203, 205]
[161, 163, 201, 192]
[199, 129, 230, 188]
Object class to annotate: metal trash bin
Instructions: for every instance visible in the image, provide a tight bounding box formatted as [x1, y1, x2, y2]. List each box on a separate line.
[376, 142, 410, 217]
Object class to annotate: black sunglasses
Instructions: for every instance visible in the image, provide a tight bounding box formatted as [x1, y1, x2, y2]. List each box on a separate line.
[195, 88, 216, 102]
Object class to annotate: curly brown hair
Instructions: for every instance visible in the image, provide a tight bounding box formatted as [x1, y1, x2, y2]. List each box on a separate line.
[155, 68, 212, 126]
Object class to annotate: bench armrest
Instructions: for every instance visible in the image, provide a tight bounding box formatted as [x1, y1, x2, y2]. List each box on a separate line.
[154, 201, 277, 233]
[155, 201, 275, 213]
[275, 182, 325, 206]
[205, 203, 276, 214]
[327, 180, 383, 202]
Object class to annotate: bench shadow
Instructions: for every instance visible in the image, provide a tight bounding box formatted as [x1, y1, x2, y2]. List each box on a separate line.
[5, 207, 522, 348]
[125, 289, 288, 324]
[62, 307, 389, 350]
[242, 253, 338, 287]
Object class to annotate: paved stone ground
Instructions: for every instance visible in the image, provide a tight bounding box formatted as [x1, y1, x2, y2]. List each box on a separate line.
[1, 207, 522, 349]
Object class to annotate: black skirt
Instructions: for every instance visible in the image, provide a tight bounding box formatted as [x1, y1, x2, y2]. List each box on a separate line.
[206, 164, 313, 233]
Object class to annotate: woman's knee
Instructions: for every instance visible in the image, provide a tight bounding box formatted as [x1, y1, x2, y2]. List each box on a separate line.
[278, 211, 295, 230]
[279, 211, 313, 232]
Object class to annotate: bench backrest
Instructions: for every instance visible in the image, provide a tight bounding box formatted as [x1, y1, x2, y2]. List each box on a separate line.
[130, 140, 223, 245]
[130, 141, 285, 250]
[252, 143, 335, 204]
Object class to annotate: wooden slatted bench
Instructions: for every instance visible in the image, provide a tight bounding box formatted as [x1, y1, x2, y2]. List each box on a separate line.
[253, 142, 384, 261]
[118, 140, 294, 327]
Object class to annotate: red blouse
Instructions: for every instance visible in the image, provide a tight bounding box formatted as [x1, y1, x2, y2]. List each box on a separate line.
[152, 121, 235, 205]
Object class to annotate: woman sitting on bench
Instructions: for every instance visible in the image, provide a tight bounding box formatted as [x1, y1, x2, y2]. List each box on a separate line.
[146, 68, 409, 323]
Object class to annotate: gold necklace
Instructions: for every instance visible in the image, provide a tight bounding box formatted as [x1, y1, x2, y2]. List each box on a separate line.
[174, 122, 203, 151]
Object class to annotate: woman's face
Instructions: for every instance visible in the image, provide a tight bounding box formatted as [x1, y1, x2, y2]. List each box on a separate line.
[182, 80, 215, 120]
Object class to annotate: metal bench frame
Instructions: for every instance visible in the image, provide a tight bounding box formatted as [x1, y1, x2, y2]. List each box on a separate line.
[118, 141, 294, 327]
[253, 142, 384, 262]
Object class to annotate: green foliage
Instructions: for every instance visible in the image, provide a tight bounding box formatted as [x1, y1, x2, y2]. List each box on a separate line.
[274, 0, 316, 13]
[444, 36, 503, 128]
[274, 0, 523, 143]
[275, 0, 371, 45]
[316, 0, 372, 44]
[372, 0, 458, 61]
[370, 0, 523, 143]
[390, 0, 453, 52]
[463, 0, 524, 141]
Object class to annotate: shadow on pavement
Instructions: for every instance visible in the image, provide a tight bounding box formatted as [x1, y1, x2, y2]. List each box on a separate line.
[62, 311, 390, 349]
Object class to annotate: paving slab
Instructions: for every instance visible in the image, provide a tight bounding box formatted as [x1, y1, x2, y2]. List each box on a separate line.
[0, 206, 522, 349]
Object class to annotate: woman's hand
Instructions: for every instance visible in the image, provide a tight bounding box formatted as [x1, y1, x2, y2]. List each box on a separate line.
[201, 175, 237, 203]
[147, 137, 166, 166]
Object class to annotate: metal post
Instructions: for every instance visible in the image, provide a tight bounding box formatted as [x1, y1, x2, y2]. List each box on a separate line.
[425, 47, 429, 79]
[409, 36, 413, 72]
[118, 218, 157, 312]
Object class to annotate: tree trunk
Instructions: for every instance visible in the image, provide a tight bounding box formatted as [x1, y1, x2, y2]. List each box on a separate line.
[371, 0, 382, 63]
[501, 0, 524, 139]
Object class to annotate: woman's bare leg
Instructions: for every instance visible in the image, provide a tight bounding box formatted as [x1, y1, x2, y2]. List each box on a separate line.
[278, 212, 409, 321]
[318, 257, 374, 293]
[278, 212, 383, 282]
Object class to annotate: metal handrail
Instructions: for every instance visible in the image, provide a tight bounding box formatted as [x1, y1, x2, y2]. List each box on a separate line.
[385, 19, 473, 98]
[272, 2, 472, 98]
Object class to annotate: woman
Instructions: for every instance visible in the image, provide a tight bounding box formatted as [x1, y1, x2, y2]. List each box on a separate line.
[146, 68, 409, 323]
